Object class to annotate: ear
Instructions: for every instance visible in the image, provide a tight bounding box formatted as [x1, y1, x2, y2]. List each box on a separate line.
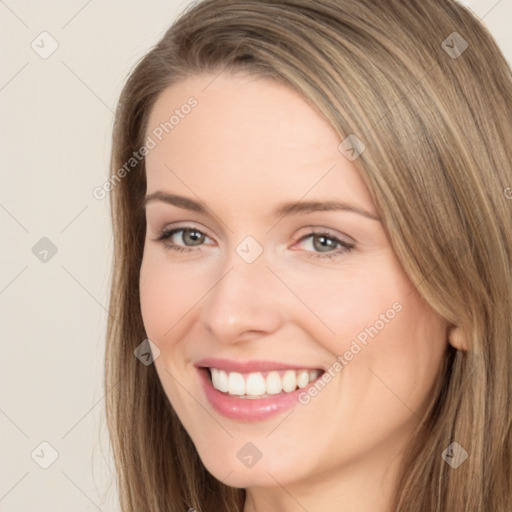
[447, 324, 468, 351]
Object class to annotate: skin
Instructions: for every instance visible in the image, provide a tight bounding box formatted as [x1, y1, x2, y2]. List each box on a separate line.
[139, 72, 453, 512]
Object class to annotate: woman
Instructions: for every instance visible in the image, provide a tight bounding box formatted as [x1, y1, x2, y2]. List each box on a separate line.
[104, 1, 512, 510]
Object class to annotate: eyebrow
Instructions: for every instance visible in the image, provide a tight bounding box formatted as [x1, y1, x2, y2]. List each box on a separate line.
[143, 191, 380, 221]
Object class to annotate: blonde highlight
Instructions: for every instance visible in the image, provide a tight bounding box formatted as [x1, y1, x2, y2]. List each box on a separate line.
[105, 1, 512, 510]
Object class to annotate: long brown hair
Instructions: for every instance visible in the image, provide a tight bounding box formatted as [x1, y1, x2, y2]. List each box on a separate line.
[104, 1, 512, 510]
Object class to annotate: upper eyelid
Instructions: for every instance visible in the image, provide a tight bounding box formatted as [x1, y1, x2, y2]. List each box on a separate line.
[158, 225, 215, 242]
[149, 209, 358, 241]
[156, 224, 345, 237]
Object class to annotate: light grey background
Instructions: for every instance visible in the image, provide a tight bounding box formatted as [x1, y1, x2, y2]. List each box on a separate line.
[1, 1, 511, 510]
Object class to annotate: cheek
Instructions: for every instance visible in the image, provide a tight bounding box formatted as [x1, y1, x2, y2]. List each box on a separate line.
[298, 256, 446, 403]
[335, 288, 447, 420]
[139, 252, 204, 341]
[284, 260, 408, 356]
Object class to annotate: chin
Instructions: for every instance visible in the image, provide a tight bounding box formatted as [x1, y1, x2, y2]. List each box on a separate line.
[194, 440, 308, 489]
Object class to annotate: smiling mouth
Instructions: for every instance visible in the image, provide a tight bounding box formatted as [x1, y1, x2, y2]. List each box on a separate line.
[205, 367, 325, 399]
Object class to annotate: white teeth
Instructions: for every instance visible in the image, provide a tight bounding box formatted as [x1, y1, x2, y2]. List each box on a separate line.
[265, 371, 283, 395]
[227, 372, 245, 395]
[210, 368, 219, 386]
[214, 368, 229, 392]
[245, 372, 266, 395]
[209, 368, 322, 397]
[296, 369, 309, 388]
[281, 370, 297, 392]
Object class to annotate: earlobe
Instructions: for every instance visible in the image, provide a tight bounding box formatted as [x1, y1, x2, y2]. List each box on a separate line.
[447, 325, 468, 351]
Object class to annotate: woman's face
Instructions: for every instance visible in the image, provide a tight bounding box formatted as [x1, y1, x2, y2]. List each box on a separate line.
[139, 72, 449, 491]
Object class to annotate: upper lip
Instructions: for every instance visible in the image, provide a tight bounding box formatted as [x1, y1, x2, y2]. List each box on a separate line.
[195, 357, 324, 373]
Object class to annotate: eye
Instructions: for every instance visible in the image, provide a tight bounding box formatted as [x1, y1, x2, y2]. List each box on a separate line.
[295, 230, 354, 261]
[154, 226, 213, 253]
[153, 225, 355, 261]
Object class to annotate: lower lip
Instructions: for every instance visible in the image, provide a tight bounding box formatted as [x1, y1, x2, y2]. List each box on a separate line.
[197, 368, 319, 422]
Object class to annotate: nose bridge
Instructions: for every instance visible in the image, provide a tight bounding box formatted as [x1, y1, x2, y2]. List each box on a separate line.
[200, 239, 284, 342]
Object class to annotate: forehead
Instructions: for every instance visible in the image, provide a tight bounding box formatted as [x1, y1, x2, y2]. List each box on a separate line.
[144, 72, 375, 216]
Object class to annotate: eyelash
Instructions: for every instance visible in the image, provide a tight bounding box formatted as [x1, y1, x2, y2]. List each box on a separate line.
[154, 225, 355, 261]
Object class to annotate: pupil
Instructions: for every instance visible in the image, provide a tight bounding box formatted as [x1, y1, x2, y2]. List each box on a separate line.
[314, 235, 335, 252]
[185, 229, 204, 245]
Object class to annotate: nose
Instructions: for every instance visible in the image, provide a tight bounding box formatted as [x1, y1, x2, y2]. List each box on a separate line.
[199, 246, 286, 344]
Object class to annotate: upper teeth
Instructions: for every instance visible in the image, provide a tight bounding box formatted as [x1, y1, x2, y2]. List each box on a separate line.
[209, 368, 322, 397]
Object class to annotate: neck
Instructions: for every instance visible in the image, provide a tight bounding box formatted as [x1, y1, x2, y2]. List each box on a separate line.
[242, 446, 403, 512]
